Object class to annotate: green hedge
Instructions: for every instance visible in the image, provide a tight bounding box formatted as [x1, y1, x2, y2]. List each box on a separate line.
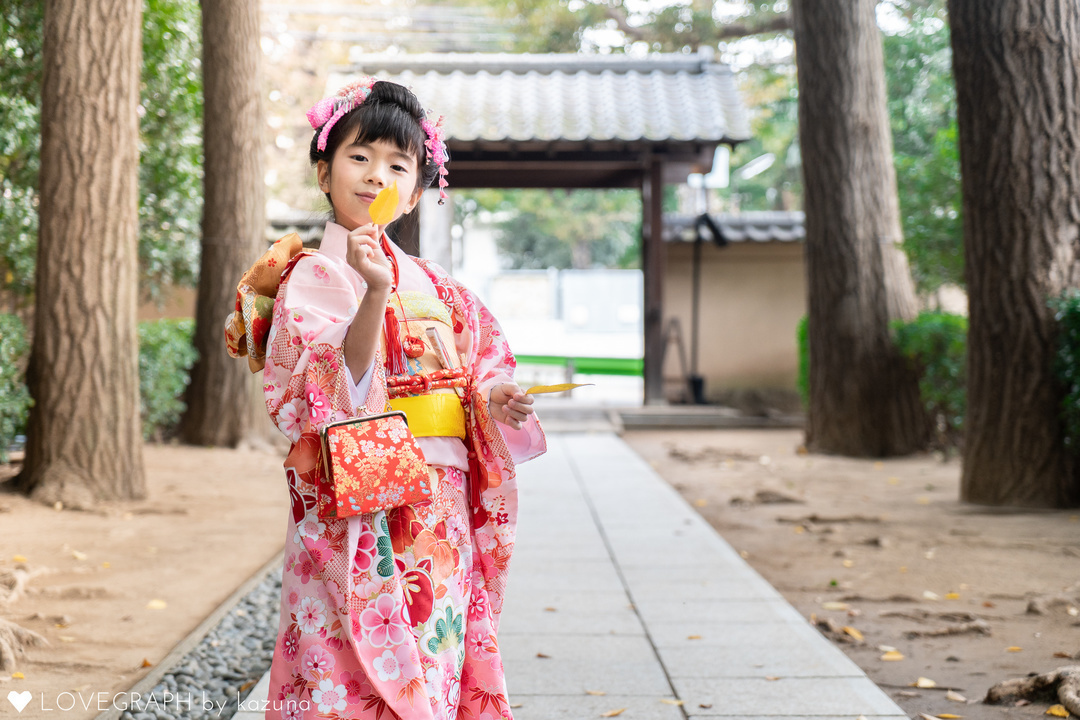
[1051, 290, 1080, 453]
[0, 316, 198, 457]
[0, 314, 32, 463]
[893, 311, 967, 449]
[137, 318, 197, 440]
[796, 315, 809, 408]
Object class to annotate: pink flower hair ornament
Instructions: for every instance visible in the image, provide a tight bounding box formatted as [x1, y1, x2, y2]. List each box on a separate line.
[307, 77, 450, 201]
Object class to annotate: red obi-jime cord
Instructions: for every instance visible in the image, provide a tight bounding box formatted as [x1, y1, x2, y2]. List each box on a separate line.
[386, 367, 468, 399]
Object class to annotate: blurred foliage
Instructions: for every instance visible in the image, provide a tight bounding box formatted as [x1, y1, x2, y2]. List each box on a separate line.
[139, 0, 203, 301]
[884, 0, 962, 291]
[1051, 291, 1080, 455]
[0, 0, 44, 303]
[893, 311, 967, 450]
[796, 315, 808, 408]
[0, 314, 32, 463]
[137, 318, 197, 440]
[455, 189, 642, 270]
[0, 0, 203, 306]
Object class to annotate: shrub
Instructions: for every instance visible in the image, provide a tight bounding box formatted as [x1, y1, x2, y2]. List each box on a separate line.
[0, 314, 32, 462]
[796, 315, 809, 408]
[137, 318, 197, 440]
[1051, 290, 1080, 454]
[893, 311, 967, 450]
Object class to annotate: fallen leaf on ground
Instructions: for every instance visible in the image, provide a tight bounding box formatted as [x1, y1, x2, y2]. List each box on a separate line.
[881, 650, 905, 661]
[1046, 705, 1069, 717]
[1054, 651, 1073, 658]
[945, 592, 960, 600]
[101, 561, 110, 569]
[12, 555, 26, 563]
[699, 705, 713, 710]
[693, 499, 708, 507]
[71, 550, 87, 560]
[659, 699, 684, 705]
[843, 626, 864, 641]
[1006, 646, 1022, 652]
[842, 559, 855, 568]
[11, 672, 24, 679]
[141, 659, 153, 668]
[946, 690, 967, 703]
[586, 690, 606, 696]
[687, 634, 702, 640]
[765, 676, 780, 681]
[543, 607, 557, 612]
[923, 590, 940, 600]
[912, 677, 937, 688]
[937, 714, 963, 719]
[146, 599, 167, 610]
[58, 636, 75, 642]
[536, 653, 550, 659]
[600, 709, 626, 717]
[510, 703, 522, 709]
[822, 601, 849, 611]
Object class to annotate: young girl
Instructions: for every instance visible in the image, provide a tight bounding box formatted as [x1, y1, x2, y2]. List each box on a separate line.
[243, 79, 546, 720]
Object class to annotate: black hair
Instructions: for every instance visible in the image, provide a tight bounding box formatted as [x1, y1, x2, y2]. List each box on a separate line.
[309, 81, 442, 218]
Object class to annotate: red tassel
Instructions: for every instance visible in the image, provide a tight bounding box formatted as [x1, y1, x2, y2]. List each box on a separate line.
[384, 304, 406, 375]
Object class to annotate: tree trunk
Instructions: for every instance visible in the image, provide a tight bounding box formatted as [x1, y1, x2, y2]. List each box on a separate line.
[179, 0, 265, 447]
[16, 0, 145, 508]
[793, 0, 930, 456]
[948, 0, 1080, 507]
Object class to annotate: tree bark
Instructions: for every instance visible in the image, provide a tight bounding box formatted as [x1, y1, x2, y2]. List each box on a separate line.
[179, 0, 265, 447]
[16, 0, 145, 507]
[948, 0, 1080, 507]
[793, 0, 930, 456]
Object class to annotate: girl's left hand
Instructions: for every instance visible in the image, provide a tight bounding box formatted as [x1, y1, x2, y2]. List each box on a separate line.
[488, 383, 535, 430]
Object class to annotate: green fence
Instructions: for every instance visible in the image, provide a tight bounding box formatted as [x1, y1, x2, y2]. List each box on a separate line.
[515, 355, 643, 377]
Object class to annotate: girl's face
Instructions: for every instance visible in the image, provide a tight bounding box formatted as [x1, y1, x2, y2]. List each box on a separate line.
[317, 137, 422, 232]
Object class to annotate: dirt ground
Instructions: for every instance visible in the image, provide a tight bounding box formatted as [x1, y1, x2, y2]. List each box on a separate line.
[0, 445, 290, 720]
[624, 428, 1080, 720]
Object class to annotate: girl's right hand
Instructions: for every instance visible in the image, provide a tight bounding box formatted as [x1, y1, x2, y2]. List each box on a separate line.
[345, 224, 393, 292]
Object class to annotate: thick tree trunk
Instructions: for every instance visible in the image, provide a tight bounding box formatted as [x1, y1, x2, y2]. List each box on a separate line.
[793, 0, 929, 456]
[948, 0, 1080, 507]
[179, 0, 265, 447]
[16, 0, 145, 507]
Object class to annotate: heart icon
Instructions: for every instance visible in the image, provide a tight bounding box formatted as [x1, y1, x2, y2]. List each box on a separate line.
[7, 690, 31, 713]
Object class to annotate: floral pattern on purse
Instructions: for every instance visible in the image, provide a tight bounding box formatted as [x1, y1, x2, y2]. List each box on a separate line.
[318, 410, 435, 519]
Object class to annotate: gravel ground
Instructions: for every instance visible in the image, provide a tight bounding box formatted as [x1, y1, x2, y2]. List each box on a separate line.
[118, 568, 282, 720]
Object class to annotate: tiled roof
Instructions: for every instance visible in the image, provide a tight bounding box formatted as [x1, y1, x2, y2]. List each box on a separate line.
[664, 211, 806, 244]
[328, 51, 751, 146]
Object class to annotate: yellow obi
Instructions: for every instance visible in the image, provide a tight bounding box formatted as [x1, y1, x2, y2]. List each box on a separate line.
[388, 394, 466, 439]
[384, 290, 467, 440]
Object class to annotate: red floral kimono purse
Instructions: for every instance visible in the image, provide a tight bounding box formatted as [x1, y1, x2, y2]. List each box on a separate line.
[317, 410, 436, 519]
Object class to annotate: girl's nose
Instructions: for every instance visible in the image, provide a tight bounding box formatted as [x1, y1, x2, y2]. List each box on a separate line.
[365, 165, 387, 187]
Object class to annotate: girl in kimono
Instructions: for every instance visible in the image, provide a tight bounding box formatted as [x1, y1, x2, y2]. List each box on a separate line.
[253, 79, 546, 719]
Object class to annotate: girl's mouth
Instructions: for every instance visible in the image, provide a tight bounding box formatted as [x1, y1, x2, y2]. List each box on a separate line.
[356, 192, 377, 203]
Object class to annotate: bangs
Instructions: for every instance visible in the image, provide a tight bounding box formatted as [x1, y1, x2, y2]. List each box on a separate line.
[340, 101, 427, 165]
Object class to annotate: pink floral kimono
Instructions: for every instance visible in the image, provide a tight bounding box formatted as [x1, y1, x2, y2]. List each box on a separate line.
[260, 222, 546, 720]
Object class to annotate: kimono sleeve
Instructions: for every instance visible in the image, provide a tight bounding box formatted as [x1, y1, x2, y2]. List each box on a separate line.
[262, 255, 361, 442]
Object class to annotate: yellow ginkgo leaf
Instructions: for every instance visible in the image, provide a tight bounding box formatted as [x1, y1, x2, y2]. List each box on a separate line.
[525, 383, 594, 395]
[913, 677, 937, 688]
[369, 182, 399, 225]
[659, 699, 684, 705]
[1006, 646, 1023, 652]
[881, 650, 905, 661]
[600, 709, 627, 718]
[141, 658, 153, 668]
[945, 592, 960, 600]
[12, 672, 25, 679]
[843, 626, 864, 641]
[146, 599, 167, 610]
[822, 602, 849, 611]
[937, 714, 963, 719]
[585, 690, 606, 696]
[12, 555, 27, 563]
[946, 690, 967, 703]
[1047, 706, 1069, 718]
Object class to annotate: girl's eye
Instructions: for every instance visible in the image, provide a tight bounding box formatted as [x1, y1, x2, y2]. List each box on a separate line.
[391, 164, 407, 172]
[350, 154, 367, 162]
